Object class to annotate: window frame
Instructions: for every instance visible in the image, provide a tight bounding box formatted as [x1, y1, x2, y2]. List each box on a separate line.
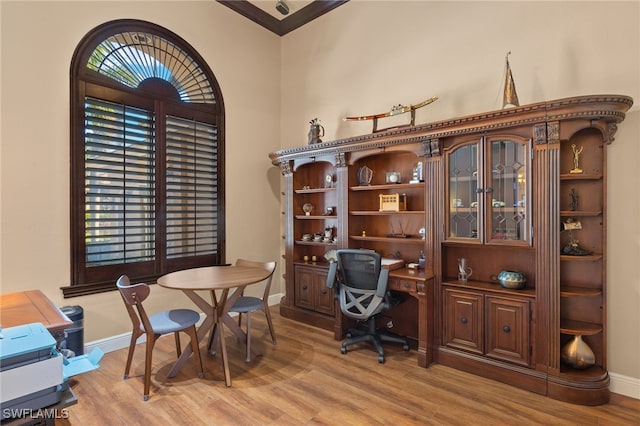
[65, 19, 225, 297]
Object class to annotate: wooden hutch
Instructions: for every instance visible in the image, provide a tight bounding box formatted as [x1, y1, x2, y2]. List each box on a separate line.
[269, 94, 633, 405]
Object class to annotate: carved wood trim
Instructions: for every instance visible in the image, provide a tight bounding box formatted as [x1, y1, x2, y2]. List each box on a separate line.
[534, 124, 547, 145]
[280, 160, 292, 176]
[547, 122, 560, 145]
[269, 95, 632, 164]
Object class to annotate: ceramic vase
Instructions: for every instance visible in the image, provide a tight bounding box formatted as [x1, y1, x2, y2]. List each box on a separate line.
[561, 334, 595, 369]
[307, 124, 324, 144]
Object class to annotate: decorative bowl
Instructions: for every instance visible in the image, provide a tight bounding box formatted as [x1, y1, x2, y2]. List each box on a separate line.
[497, 270, 526, 289]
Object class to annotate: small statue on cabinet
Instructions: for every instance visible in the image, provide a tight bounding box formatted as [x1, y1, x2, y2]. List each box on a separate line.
[569, 187, 579, 211]
[570, 144, 584, 174]
[562, 231, 591, 256]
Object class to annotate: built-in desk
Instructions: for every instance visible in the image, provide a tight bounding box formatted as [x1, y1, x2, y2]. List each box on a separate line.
[388, 268, 434, 367]
[334, 267, 434, 368]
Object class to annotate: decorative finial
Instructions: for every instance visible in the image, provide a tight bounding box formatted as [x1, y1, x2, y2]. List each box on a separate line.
[503, 51, 520, 108]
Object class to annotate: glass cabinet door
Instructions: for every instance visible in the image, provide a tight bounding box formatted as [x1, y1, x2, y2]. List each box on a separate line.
[445, 136, 531, 245]
[447, 141, 480, 241]
[485, 137, 530, 245]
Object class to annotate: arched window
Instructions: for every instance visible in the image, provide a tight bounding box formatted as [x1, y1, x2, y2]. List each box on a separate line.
[65, 20, 225, 297]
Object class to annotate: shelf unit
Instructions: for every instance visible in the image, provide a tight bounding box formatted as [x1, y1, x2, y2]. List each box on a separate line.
[547, 126, 611, 404]
[270, 94, 633, 406]
[348, 152, 427, 264]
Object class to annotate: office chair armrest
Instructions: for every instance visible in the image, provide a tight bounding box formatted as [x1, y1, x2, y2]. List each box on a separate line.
[326, 260, 337, 289]
[375, 268, 389, 298]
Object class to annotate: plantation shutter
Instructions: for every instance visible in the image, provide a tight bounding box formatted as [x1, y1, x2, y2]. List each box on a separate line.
[84, 97, 156, 266]
[165, 115, 218, 259]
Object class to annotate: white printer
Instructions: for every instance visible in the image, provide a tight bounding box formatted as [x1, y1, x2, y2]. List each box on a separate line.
[0, 322, 103, 420]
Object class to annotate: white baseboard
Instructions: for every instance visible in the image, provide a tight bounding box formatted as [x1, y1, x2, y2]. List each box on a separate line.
[609, 372, 640, 399]
[83, 292, 639, 401]
[84, 293, 284, 355]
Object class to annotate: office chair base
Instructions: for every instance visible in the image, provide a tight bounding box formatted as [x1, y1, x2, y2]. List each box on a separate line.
[341, 325, 409, 363]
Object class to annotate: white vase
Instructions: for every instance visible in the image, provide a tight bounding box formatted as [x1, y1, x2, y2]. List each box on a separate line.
[561, 334, 595, 369]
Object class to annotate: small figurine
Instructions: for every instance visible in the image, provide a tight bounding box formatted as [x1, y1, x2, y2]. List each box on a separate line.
[562, 236, 592, 256]
[570, 188, 579, 211]
[570, 144, 584, 174]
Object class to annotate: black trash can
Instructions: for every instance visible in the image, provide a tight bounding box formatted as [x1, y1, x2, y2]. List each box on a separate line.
[60, 305, 84, 356]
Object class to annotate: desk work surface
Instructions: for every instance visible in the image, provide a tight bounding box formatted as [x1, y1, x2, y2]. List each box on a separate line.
[157, 265, 272, 290]
[0, 290, 71, 333]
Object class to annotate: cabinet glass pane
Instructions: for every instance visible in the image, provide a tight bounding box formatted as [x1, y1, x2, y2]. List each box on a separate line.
[448, 143, 479, 239]
[488, 140, 527, 242]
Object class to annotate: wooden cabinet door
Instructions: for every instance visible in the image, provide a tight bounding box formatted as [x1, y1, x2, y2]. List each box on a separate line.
[443, 288, 483, 354]
[314, 269, 334, 316]
[294, 265, 334, 316]
[294, 265, 315, 311]
[486, 295, 530, 366]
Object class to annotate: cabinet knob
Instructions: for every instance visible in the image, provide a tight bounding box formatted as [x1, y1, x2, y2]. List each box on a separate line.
[460, 317, 468, 324]
[321, 289, 327, 294]
[302, 285, 308, 290]
[485, 187, 493, 193]
[503, 325, 511, 333]
[475, 188, 483, 194]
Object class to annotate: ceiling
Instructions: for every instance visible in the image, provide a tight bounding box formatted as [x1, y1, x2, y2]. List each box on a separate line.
[217, 0, 349, 36]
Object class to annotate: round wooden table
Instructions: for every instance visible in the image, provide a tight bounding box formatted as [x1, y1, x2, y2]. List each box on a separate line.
[158, 265, 271, 387]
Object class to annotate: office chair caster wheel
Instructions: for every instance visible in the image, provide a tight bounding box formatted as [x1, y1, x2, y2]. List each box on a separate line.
[378, 355, 385, 363]
[341, 347, 347, 354]
[403, 344, 409, 351]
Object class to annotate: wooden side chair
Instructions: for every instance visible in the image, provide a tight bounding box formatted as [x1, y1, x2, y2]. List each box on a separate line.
[228, 259, 277, 362]
[116, 275, 204, 400]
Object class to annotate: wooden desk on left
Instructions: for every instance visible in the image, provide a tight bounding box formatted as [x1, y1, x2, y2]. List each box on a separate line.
[0, 290, 72, 342]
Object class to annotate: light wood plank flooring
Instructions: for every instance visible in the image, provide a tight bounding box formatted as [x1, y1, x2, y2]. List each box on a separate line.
[61, 308, 639, 425]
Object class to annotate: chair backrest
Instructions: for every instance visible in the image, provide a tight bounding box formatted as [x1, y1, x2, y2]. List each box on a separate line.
[327, 249, 390, 320]
[235, 259, 277, 299]
[116, 275, 152, 333]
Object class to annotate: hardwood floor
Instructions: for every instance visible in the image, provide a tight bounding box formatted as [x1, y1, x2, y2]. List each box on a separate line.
[61, 308, 639, 425]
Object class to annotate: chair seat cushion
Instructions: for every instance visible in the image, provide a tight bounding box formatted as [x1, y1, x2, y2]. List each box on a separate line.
[148, 309, 200, 335]
[229, 297, 263, 313]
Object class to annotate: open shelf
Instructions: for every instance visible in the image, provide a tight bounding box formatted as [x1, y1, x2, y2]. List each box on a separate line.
[350, 210, 425, 215]
[350, 182, 425, 191]
[295, 187, 336, 194]
[560, 173, 602, 180]
[295, 240, 337, 246]
[560, 286, 602, 297]
[559, 210, 602, 217]
[560, 254, 603, 262]
[442, 278, 536, 298]
[350, 235, 425, 244]
[560, 319, 602, 336]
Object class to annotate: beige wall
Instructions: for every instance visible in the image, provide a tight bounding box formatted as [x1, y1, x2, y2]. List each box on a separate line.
[279, 1, 640, 384]
[1, 0, 638, 394]
[0, 2, 283, 339]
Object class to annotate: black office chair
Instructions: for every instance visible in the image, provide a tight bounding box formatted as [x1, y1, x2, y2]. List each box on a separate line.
[326, 249, 409, 363]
